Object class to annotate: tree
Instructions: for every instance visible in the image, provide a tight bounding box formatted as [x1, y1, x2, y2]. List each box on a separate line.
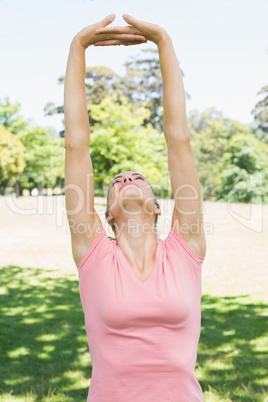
[114, 48, 163, 129]
[44, 48, 189, 132]
[44, 66, 120, 131]
[15, 125, 64, 195]
[113, 48, 189, 130]
[187, 107, 226, 138]
[0, 97, 30, 135]
[0, 98, 65, 195]
[217, 133, 268, 203]
[88, 94, 169, 197]
[251, 84, 268, 137]
[0, 125, 25, 193]
[189, 109, 268, 203]
[191, 112, 236, 200]
[44, 66, 119, 128]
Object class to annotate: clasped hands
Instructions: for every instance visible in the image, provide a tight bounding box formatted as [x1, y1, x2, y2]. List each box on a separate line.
[73, 14, 168, 50]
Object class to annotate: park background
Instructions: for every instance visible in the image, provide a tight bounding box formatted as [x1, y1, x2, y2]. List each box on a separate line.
[0, 0, 267, 400]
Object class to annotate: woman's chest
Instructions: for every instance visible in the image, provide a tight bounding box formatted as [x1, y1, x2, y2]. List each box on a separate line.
[80, 251, 200, 331]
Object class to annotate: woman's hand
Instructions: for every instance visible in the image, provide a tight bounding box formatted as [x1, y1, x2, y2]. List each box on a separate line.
[73, 14, 147, 49]
[94, 14, 169, 47]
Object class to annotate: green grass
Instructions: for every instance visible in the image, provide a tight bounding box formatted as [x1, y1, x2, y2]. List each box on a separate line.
[198, 295, 268, 401]
[0, 265, 267, 401]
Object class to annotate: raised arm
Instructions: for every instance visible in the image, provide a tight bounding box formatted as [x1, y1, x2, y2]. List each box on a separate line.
[96, 15, 206, 258]
[64, 15, 147, 265]
[64, 28, 103, 265]
[157, 34, 206, 257]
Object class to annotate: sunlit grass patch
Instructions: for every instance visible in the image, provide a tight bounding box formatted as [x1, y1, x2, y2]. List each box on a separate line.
[198, 294, 268, 401]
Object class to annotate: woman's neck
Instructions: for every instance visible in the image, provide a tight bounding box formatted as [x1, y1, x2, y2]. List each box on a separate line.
[115, 219, 158, 270]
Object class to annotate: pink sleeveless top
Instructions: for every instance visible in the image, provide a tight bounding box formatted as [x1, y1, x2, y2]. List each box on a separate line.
[77, 226, 205, 402]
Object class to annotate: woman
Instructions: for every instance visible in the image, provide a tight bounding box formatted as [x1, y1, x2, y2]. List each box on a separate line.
[64, 14, 207, 402]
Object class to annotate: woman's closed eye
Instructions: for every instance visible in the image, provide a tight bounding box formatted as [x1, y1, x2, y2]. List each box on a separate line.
[112, 176, 144, 187]
[111, 180, 121, 187]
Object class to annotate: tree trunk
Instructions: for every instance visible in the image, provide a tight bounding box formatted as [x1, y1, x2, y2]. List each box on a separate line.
[15, 181, 23, 198]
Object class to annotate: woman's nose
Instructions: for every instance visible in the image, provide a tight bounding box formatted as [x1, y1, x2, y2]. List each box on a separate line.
[123, 177, 132, 183]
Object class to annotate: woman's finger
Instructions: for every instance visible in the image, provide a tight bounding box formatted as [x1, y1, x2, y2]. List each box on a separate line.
[94, 40, 121, 46]
[121, 41, 146, 46]
[96, 25, 142, 36]
[98, 13, 116, 28]
[95, 32, 146, 41]
[122, 14, 142, 29]
[94, 39, 146, 46]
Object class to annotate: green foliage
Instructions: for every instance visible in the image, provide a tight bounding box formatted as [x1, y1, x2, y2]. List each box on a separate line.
[191, 114, 233, 200]
[46, 48, 178, 131]
[2, 74, 268, 203]
[190, 109, 268, 203]
[16, 125, 64, 192]
[45, 50, 268, 204]
[251, 84, 268, 136]
[251, 126, 268, 145]
[0, 126, 25, 190]
[85, 66, 119, 105]
[0, 97, 65, 195]
[217, 133, 268, 203]
[88, 94, 169, 196]
[118, 48, 164, 130]
[0, 97, 30, 135]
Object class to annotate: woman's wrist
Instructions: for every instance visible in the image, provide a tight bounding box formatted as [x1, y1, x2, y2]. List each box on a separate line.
[156, 30, 172, 47]
[71, 34, 93, 51]
[71, 36, 84, 51]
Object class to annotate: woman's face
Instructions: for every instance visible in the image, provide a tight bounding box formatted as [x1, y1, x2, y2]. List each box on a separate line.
[107, 171, 158, 222]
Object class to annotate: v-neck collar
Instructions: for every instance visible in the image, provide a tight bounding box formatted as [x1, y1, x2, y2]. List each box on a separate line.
[115, 239, 160, 285]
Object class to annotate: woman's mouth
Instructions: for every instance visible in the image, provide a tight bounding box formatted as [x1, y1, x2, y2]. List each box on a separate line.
[119, 182, 138, 191]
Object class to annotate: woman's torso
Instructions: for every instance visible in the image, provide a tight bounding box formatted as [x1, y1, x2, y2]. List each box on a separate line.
[77, 227, 205, 402]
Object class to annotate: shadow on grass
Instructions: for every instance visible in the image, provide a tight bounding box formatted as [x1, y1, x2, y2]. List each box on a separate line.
[0, 264, 90, 401]
[199, 294, 268, 401]
[0, 265, 267, 401]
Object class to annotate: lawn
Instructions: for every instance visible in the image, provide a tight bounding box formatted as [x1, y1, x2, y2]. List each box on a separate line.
[0, 196, 267, 401]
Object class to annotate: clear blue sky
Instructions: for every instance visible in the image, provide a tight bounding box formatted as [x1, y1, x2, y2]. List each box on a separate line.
[1, 0, 267, 132]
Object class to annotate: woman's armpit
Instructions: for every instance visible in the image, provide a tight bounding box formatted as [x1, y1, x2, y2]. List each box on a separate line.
[165, 226, 206, 265]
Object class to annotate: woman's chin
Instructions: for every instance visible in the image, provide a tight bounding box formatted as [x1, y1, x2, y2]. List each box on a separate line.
[119, 191, 144, 212]
[119, 185, 142, 197]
